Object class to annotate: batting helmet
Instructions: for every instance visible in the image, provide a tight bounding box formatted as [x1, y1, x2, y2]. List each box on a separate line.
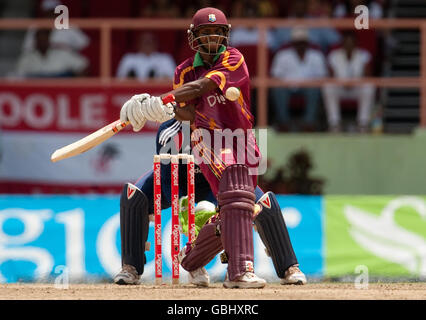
[188, 7, 231, 55]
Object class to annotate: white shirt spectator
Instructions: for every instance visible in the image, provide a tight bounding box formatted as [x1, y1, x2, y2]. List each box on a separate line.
[328, 47, 371, 78]
[116, 52, 176, 80]
[22, 0, 89, 52]
[271, 47, 327, 80]
[230, 27, 274, 48]
[22, 26, 90, 52]
[270, 27, 342, 53]
[15, 48, 88, 77]
[322, 47, 375, 131]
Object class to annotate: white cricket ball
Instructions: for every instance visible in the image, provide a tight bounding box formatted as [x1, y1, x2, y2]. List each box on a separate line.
[225, 87, 240, 101]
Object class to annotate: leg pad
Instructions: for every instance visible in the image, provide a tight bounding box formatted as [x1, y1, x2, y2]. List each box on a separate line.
[120, 183, 150, 275]
[254, 191, 298, 278]
[218, 164, 255, 281]
[180, 219, 223, 272]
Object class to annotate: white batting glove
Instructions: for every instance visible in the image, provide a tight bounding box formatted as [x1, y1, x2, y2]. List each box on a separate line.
[141, 96, 175, 123]
[120, 93, 149, 132]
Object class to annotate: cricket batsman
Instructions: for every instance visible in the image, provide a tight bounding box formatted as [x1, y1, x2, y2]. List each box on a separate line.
[117, 7, 306, 288]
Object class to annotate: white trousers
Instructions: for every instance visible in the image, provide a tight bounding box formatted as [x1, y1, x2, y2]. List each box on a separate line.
[322, 84, 376, 127]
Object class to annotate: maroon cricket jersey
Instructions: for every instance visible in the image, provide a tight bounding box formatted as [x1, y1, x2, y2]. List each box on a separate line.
[173, 46, 253, 131]
[173, 46, 260, 193]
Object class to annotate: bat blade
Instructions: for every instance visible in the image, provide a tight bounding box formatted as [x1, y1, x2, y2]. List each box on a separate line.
[50, 120, 128, 162]
[50, 94, 174, 163]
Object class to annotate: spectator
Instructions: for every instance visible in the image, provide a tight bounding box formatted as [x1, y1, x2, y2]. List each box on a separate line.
[14, 29, 89, 77]
[270, 28, 327, 132]
[322, 31, 375, 133]
[22, 0, 90, 53]
[116, 32, 176, 81]
[270, 0, 341, 53]
[229, 0, 275, 48]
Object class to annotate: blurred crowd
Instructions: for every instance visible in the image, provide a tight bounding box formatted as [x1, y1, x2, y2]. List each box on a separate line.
[5, 0, 388, 133]
[258, 149, 325, 195]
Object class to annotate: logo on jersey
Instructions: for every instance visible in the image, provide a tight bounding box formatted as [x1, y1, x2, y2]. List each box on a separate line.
[208, 14, 216, 22]
[207, 93, 226, 107]
[127, 183, 138, 199]
[259, 193, 271, 209]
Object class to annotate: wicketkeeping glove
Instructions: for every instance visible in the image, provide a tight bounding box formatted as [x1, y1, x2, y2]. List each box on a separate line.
[179, 196, 217, 238]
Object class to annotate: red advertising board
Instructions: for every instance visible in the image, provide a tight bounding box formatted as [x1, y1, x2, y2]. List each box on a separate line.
[0, 81, 171, 194]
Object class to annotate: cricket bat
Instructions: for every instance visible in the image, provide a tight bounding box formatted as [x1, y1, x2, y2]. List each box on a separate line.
[50, 94, 175, 163]
[50, 119, 130, 162]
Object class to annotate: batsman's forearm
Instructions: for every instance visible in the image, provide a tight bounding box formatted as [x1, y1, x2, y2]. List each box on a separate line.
[174, 104, 195, 123]
[162, 78, 217, 103]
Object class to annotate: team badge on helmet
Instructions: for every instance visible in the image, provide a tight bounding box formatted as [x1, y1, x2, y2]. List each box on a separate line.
[208, 14, 216, 22]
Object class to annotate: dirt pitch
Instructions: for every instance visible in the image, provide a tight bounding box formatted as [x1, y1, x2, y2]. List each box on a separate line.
[1, 282, 425, 300]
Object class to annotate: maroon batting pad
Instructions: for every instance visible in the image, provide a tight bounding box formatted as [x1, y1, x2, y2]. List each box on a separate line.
[217, 164, 256, 281]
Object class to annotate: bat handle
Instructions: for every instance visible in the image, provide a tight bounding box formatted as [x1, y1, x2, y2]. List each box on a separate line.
[112, 120, 129, 133]
[162, 93, 175, 104]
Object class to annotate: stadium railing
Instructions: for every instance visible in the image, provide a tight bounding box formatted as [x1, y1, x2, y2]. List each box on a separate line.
[0, 18, 425, 128]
